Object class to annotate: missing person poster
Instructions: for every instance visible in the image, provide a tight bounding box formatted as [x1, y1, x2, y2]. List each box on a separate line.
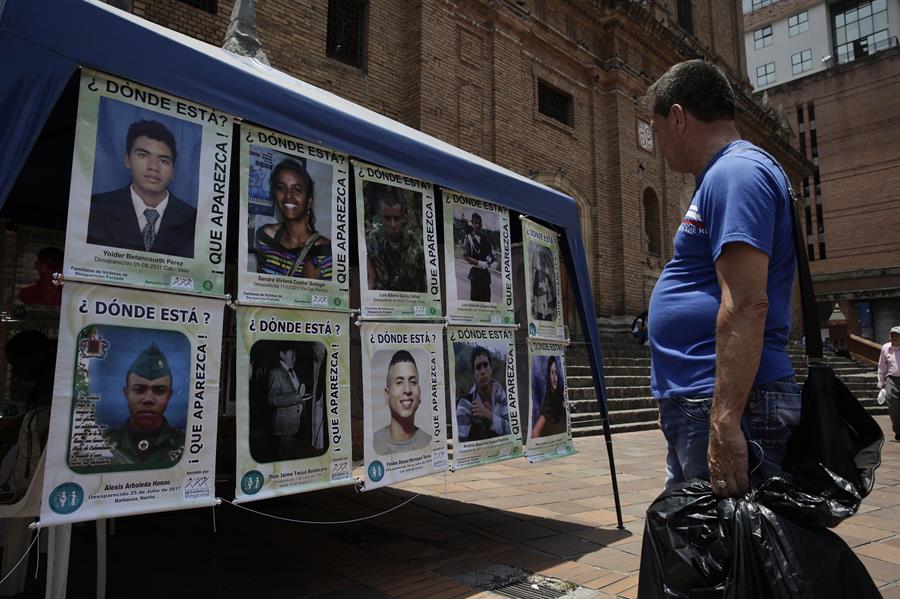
[521, 218, 565, 341]
[441, 190, 514, 325]
[525, 340, 575, 462]
[63, 69, 234, 296]
[361, 322, 447, 490]
[237, 124, 350, 311]
[353, 161, 441, 320]
[40, 282, 223, 525]
[447, 326, 522, 469]
[234, 307, 352, 502]
[11, 226, 65, 320]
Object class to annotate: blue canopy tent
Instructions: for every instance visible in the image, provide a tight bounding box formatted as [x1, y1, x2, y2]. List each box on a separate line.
[0, 0, 620, 559]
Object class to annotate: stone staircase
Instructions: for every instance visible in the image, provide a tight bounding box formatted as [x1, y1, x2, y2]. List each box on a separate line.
[567, 334, 657, 437]
[788, 346, 886, 415]
[566, 334, 888, 437]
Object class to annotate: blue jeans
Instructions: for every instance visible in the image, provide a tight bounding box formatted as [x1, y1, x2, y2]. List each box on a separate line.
[659, 376, 801, 489]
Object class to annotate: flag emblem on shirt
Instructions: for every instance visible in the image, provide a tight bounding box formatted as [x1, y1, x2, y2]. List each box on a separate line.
[679, 204, 707, 236]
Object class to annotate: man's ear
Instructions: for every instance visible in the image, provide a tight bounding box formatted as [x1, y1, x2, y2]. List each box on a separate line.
[670, 104, 687, 134]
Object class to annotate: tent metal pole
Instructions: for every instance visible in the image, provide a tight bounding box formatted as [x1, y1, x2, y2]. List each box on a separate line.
[562, 231, 624, 530]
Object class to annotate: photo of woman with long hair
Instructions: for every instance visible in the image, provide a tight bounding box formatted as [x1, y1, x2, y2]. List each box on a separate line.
[529, 242, 557, 322]
[254, 159, 332, 280]
[531, 355, 566, 438]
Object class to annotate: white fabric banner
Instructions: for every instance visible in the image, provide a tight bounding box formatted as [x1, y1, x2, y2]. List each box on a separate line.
[525, 339, 575, 462]
[441, 190, 514, 325]
[40, 282, 222, 525]
[237, 124, 350, 310]
[361, 322, 447, 490]
[353, 161, 441, 320]
[233, 307, 352, 502]
[63, 69, 234, 296]
[447, 326, 523, 469]
[521, 218, 565, 341]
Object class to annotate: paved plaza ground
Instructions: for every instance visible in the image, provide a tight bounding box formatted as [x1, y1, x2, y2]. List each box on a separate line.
[94, 415, 900, 598]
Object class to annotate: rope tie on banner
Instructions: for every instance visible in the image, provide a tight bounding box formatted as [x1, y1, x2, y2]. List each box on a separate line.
[0, 528, 41, 587]
[217, 492, 421, 525]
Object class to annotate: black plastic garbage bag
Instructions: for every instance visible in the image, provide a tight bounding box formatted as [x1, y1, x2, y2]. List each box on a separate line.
[637, 481, 729, 598]
[637, 479, 881, 599]
[780, 363, 883, 527]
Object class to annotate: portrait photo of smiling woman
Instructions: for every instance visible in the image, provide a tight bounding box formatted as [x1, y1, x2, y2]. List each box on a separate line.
[239, 132, 347, 309]
[253, 158, 333, 280]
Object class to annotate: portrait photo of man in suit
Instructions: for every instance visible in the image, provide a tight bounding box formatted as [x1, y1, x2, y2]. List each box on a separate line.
[248, 341, 328, 463]
[266, 347, 312, 460]
[87, 119, 197, 258]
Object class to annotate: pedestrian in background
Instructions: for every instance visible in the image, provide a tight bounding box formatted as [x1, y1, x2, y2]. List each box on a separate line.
[877, 325, 900, 442]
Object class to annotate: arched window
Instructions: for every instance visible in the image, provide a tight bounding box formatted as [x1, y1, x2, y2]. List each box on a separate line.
[643, 188, 661, 257]
[530, 172, 593, 277]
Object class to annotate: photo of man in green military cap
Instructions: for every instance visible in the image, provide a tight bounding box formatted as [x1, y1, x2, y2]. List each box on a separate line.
[103, 343, 185, 468]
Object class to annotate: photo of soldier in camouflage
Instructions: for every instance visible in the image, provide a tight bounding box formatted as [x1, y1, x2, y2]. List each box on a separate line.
[364, 183, 426, 293]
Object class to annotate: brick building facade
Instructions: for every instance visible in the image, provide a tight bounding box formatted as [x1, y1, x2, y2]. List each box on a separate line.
[742, 0, 900, 342]
[764, 47, 900, 341]
[118, 0, 807, 329]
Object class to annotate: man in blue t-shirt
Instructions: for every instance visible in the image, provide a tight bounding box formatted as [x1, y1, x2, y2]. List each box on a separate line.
[646, 60, 800, 498]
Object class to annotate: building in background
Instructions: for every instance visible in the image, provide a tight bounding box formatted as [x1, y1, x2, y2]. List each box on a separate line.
[97, 0, 807, 333]
[744, 0, 900, 342]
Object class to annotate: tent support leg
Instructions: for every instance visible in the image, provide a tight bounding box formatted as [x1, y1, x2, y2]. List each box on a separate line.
[597, 408, 625, 529]
[45, 524, 71, 599]
[96, 519, 106, 599]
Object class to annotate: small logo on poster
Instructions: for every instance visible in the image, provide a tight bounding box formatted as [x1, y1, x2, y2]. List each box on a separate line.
[80, 333, 109, 358]
[330, 459, 350, 482]
[240, 470, 265, 495]
[367, 460, 385, 482]
[49, 483, 84, 515]
[171, 276, 194, 290]
[432, 450, 448, 470]
[182, 474, 211, 500]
